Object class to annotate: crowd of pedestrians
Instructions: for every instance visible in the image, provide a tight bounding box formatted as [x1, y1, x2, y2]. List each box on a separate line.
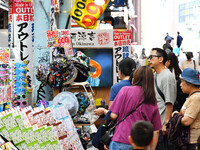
[93, 45, 200, 150]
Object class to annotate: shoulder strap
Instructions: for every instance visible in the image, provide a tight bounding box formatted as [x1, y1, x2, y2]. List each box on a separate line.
[113, 96, 144, 129]
[190, 91, 200, 96]
[193, 60, 196, 70]
[155, 76, 165, 102]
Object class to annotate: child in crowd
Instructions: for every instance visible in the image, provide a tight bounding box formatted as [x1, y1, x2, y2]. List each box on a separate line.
[129, 120, 154, 150]
[109, 57, 136, 107]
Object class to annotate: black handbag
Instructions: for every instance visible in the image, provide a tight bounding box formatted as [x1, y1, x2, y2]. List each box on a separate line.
[92, 111, 114, 148]
[99, 121, 115, 146]
[99, 99, 144, 146]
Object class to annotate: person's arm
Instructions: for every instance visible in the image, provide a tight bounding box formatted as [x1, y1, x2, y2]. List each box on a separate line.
[181, 115, 195, 126]
[150, 130, 159, 150]
[94, 107, 118, 120]
[181, 61, 184, 71]
[108, 101, 113, 107]
[162, 103, 173, 134]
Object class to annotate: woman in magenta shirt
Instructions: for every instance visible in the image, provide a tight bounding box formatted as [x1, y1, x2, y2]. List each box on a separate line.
[94, 66, 162, 150]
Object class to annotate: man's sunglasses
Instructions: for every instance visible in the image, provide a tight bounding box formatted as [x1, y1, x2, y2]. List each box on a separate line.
[148, 55, 161, 59]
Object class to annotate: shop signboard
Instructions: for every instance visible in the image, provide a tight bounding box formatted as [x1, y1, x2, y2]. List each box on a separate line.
[47, 29, 74, 58]
[70, 29, 113, 48]
[10, 0, 34, 88]
[113, 30, 132, 84]
[70, 0, 110, 29]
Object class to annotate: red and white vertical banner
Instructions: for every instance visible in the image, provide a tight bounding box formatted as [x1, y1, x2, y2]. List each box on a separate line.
[9, 0, 34, 88]
[8, 1, 13, 48]
[113, 30, 132, 84]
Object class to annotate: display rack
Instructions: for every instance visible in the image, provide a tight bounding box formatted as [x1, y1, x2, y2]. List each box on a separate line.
[70, 82, 95, 96]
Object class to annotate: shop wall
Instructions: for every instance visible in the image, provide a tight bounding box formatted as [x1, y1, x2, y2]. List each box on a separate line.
[141, 0, 176, 49]
[0, 29, 8, 47]
[33, 0, 54, 102]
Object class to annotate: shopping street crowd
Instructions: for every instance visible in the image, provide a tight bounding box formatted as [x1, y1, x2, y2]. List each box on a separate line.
[93, 47, 200, 150]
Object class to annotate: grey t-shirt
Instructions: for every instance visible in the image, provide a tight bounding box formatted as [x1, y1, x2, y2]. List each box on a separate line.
[154, 69, 176, 124]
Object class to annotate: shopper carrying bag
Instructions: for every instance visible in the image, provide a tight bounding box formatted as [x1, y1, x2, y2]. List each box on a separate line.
[94, 66, 162, 150]
[92, 111, 115, 149]
[99, 100, 144, 146]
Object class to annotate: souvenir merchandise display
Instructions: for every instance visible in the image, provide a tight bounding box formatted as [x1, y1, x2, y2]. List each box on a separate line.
[0, 134, 18, 150]
[53, 91, 79, 117]
[35, 100, 51, 109]
[0, 49, 12, 112]
[11, 61, 29, 109]
[0, 105, 84, 150]
[48, 55, 77, 87]
[35, 52, 91, 87]
[0, 48, 10, 63]
[75, 92, 90, 115]
[0, 62, 12, 105]
[77, 126, 91, 149]
[52, 91, 98, 123]
[35, 64, 50, 86]
[71, 51, 90, 83]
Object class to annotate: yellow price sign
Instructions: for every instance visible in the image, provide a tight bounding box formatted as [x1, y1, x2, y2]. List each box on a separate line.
[70, 0, 110, 29]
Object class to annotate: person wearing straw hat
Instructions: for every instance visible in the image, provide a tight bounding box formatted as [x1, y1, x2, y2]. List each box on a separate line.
[172, 68, 200, 150]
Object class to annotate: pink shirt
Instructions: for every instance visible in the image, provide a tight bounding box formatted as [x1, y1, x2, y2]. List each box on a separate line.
[109, 86, 162, 144]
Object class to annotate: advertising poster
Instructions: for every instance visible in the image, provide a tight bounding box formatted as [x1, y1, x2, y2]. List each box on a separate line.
[10, 0, 34, 88]
[113, 30, 132, 84]
[47, 29, 74, 58]
[70, 0, 110, 29]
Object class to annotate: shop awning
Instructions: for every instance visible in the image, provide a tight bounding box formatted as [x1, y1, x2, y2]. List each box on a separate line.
[0, 0, 8, 11]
